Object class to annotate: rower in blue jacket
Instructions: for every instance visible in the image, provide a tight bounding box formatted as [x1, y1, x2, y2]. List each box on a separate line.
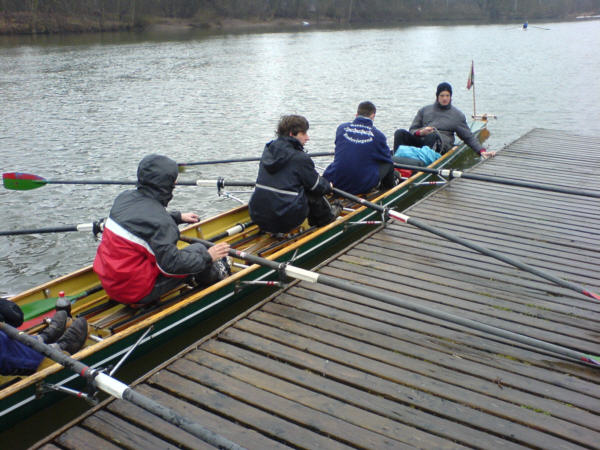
[323, 101, 396, 195]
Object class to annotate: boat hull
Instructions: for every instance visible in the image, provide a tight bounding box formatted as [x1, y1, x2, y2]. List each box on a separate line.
[0, 123, 488, 429]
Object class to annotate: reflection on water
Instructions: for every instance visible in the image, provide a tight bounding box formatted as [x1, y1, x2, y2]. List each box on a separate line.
[0, 21, 599, 443]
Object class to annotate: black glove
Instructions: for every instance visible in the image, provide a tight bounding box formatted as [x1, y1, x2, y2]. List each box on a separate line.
[0, 298, 24, 327]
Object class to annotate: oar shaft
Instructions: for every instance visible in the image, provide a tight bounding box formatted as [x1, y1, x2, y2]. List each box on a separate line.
[179, 151, 334, 166]
[388, 210, 598, 300]
[208, 221, 254, 242]
[0, 322, 244, 450]
[331, 187, 598, 301]
[0, 222, 98, 236]
[313, 273, 598, 365]
[44, 179, 137, 185]
[392, 163, 600, 198]
[183, 237, 599, 367]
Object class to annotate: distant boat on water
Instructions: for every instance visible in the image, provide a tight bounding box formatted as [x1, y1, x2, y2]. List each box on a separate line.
[575, 14, 600, 20]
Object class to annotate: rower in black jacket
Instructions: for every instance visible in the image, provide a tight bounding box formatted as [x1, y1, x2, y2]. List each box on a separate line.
[249, 115, 340, 234]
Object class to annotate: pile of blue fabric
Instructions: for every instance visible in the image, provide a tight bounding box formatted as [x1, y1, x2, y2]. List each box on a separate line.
[393, 145, 442, 166]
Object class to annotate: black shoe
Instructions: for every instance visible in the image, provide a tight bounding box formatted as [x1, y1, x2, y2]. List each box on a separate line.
[213, 257, 232, 281]
[54, 317, 88, 354]
[38, 310, 68, 344]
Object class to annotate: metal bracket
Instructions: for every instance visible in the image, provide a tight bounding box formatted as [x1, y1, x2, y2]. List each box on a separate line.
[234, 280, 283, 295]
[36, 381, 98, 405]
[108, 325, 153, 377]
[92, 218, 105, 240]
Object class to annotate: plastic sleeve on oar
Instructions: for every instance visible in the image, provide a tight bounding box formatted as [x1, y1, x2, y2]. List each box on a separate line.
[583, 290, 600, 301]
[195, 180, 219, 187]
[387, 210, 409, 223]
[285, 265, 320, 283]
[76, 223, 94, 232]
[440, 169, 463, 178]
[94, 372, 128, 398]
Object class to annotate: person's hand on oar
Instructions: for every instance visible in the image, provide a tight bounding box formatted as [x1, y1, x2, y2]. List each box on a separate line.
[480, 148, 497, 159]
[180, 212, 199, 223]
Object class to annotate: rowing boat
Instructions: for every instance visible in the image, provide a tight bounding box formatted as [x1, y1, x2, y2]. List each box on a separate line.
[0, 122, 489, 429]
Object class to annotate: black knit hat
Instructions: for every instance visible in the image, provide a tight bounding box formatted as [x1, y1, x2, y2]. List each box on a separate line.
[436, 82, 452, 97]
[0, 298, 24, 328]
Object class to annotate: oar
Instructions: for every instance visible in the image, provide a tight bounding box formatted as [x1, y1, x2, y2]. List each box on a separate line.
[393, 163, 600, 198]
[181, 236, 600, 367]
[0, 220, 105, 236]
[0, 321, 245, 450]
[2, 172, 255, 191]
[178, 151, 334, 168]
[186, 177, 600, 300]
[330, 187, 600, 301]
[207, 221, 254, 242]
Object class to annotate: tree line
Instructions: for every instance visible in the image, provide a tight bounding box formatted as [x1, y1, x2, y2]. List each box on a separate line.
[1, 0, 599, 34]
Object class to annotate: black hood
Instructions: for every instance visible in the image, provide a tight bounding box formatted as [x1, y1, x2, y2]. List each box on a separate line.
[136, 154, 178, 206]
[261, 136, 303, 174]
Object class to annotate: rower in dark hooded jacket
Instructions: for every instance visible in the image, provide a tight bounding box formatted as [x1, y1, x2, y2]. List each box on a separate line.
[249, 115, 339, 234]
[93, 154, 230, 306]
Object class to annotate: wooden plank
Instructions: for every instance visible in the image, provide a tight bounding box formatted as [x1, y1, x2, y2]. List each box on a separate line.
[256, 303, 600, 430]
[346, 246, 600, 324]
[383, 221, 600, 284]
[318, 265, 600, 354]
[366, 232, 600, 305]
[53, 426, 122, 450]
[81, 410, 178, 449]
[233, 316, 600, 446]
[334, 252, 599, 339]
[146, 370, 354, 449]
[167, 358, 412, 449]
[219, 326, 582, 449]
[184, 349, 468, 449]
[334, 252, 598, 333]
[200, 341, 523, 450]
[106, 399, 214, 450]
[133, 384, 291, 450]
[288, 284, 600, 386]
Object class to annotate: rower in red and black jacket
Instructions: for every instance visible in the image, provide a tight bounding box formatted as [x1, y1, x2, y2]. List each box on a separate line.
[93, 154, 220, 305]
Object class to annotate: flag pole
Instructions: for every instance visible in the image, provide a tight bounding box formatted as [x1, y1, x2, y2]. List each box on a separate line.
[472, 75, 476, 117]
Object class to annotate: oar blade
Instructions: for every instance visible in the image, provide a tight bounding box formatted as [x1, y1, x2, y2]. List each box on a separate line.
[2, 172, 47, 190]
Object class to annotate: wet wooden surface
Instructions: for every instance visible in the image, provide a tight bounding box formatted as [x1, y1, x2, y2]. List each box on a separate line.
[34, 129, 600, 449]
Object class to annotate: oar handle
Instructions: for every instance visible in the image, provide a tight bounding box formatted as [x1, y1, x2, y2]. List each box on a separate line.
[332, 187, 386, 213]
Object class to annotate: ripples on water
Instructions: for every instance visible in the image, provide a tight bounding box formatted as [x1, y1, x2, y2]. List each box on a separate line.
[1, 21, 599, 294]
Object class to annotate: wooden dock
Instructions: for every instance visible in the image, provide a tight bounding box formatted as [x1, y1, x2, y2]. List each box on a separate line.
[34, 129, 600, 449]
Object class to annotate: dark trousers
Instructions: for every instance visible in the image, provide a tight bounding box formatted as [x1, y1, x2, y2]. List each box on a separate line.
[307, 194, 336, 227]
[393, 129, 440, 152]
[378, 162, 397, 190]
[137, 266, 218, 306]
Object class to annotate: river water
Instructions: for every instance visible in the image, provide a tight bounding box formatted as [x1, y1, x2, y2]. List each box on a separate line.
[1, 20, 599, 445]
